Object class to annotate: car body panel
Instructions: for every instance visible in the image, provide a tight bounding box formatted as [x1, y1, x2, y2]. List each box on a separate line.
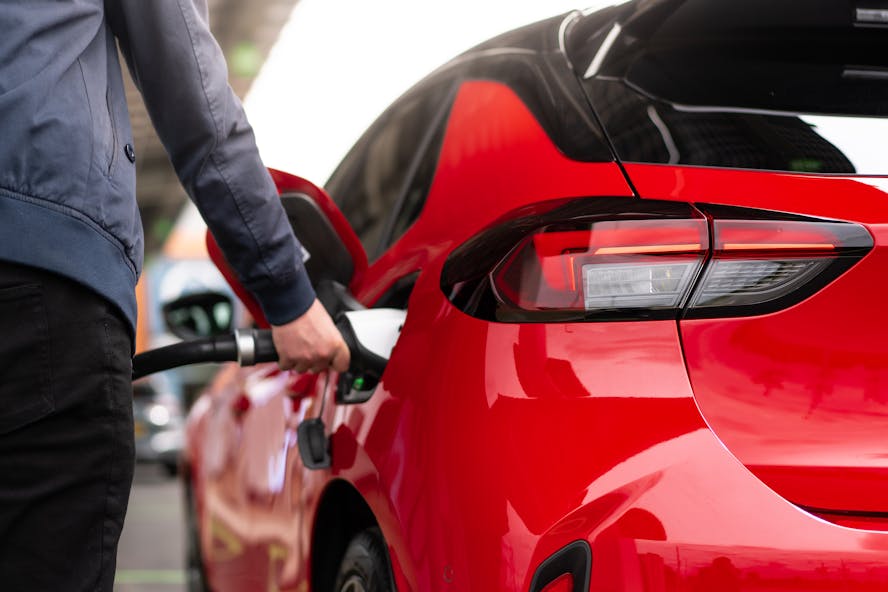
[623, 163, 888, 518]
[354, 79, 632, 307]
[624, 165, 888, 225]
[570, 0, 888, 527]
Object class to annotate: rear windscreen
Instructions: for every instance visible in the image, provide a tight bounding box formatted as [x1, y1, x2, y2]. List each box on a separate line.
[569, 0, 888, 174]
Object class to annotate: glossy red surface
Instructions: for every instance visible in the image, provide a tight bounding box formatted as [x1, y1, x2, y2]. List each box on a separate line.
[183, 82, 888, 592]
[631, 163, 888, 518]
[355, 80, 632, 306]
[625, 164, 888, 223]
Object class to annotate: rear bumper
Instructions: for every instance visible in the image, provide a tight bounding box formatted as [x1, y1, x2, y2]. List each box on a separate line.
[534, 427, 888, 590]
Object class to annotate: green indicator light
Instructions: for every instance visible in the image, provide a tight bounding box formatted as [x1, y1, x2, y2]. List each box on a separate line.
[353, 377, 366, 391]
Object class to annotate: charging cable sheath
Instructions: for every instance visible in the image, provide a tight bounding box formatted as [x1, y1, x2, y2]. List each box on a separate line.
[132, 329, 278, 380]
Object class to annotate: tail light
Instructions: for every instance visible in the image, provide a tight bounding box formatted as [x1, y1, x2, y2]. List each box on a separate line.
[687, 206, 873, 318]
[442, 199, 872, 322]
[493, 219, 708, 314]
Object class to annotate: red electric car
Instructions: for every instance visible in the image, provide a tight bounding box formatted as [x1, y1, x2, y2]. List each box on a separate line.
[179, 2, 888, 590]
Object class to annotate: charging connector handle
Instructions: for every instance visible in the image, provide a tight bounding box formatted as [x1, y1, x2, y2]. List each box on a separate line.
[334, 308, 406, 388]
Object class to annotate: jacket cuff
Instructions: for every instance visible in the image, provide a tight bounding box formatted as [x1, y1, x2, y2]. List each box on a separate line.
[252, 268, 317, 326]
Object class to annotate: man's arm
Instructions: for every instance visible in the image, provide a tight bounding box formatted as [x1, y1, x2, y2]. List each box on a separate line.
[106, 0, 348, 371]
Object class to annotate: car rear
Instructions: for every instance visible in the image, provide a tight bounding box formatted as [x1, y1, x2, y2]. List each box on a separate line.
[422, 3, 888, 589]
[565, 0, 888, 530]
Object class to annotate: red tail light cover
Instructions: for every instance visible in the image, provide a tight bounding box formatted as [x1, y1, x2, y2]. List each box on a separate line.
[442, 199, 873, 322]
[492, 219, 708, 314]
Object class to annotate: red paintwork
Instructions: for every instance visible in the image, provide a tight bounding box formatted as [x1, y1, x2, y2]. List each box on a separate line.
[628, 163, 888, 521]
[625, 164, 888, 223]
[183, 81, 888, 592]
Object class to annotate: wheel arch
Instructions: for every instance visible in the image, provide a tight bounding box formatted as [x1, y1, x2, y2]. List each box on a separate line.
[310, 479, 387, 591]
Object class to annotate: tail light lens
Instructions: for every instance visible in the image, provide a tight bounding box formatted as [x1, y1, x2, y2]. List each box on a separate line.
[492, 219, 708, 313]
[442, 199, 873, 322]
[686, 210, 873, 318]
[690, 258, 829, 309]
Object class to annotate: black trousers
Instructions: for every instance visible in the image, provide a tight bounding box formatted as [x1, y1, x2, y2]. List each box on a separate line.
[0, 262, 134, 591]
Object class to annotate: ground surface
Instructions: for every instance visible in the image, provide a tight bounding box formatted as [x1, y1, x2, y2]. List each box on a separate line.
[115, 464, 187, 592]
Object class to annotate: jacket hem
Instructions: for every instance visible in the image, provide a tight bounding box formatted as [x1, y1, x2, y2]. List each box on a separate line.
[0, 192, 139, 332]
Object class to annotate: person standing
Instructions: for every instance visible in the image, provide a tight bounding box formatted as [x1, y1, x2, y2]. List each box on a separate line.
[0, 0, 348, 589]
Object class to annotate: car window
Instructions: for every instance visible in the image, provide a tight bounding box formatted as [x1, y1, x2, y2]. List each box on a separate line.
[380, 85, 456, 251]
[326, 77, 454, 260]
[568, 0, 888, 175]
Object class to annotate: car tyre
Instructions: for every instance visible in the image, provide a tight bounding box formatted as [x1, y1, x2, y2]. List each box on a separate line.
[333, 528, 394, 592]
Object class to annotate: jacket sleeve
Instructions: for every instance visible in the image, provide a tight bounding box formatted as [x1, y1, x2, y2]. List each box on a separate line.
[106, 0, 316, 325]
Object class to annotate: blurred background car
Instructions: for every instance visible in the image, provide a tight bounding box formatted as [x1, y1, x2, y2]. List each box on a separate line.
[132, 373, 185, 477]
[131, 205, 242, 479]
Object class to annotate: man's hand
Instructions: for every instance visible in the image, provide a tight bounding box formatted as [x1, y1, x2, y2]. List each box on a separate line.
[271, 299, 350, 373]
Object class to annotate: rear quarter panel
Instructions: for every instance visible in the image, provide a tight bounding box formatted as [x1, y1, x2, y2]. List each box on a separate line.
[629, 163, 888, 516]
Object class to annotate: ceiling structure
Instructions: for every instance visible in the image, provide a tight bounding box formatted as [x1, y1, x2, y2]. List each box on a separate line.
[128, 0, 299, 253]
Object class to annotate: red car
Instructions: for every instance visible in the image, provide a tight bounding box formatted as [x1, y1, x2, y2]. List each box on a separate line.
[179, 2, 888, 590]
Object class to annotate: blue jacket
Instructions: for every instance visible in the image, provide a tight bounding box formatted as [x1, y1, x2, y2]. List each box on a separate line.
[0, 0, 315, 332]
